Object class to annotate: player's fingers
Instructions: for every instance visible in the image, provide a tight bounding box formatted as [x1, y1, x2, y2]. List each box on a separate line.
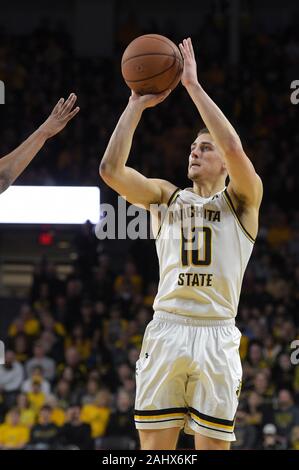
[66, 106, 80, 121]
[61, 93, 77, 116]
[183, 38, 191, 58]
[187, 37, 195, 59]
[61, 94, 73, 109]
[52, 98, 64, 114]
[59, 95, 72, 115]
[183, 38, 189, 50]
[179, 43, 186, 58]
[63, 93, 77, 112]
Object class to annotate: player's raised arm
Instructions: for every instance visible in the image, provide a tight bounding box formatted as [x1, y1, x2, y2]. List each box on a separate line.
[99, 90, 176, 210]
[179, 38, 263, 208]
[0, 93, 80, 195]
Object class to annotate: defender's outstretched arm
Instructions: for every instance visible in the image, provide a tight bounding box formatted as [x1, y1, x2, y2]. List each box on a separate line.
[0, 93, 79, 194]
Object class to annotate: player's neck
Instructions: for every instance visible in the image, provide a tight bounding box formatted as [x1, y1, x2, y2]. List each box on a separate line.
[192, 179, 226, 198]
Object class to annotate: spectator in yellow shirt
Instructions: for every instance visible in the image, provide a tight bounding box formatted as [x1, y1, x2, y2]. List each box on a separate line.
[0, 408, 30, 449]
[26, 380, 46, 413]
[114, 261, 142, 295]
[64, 325, 92, 361]
[45, 394, 66, 427]
[8, 303, 40, 338]
[80, 388, 111, 439]
[14, 393, 36, 428]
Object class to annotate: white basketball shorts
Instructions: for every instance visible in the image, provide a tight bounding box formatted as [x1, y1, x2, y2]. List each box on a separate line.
[134, 311, 242, 442]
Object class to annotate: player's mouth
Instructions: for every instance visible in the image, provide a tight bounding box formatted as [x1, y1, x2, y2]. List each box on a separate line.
[190, 163, 201, 168]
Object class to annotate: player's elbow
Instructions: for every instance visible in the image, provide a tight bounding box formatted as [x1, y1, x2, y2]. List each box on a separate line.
[99, 161, 112, 179]
[99, 161, 120, 186]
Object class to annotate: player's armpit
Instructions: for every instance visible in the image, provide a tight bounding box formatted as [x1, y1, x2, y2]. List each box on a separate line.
[100, 165, 177, 210]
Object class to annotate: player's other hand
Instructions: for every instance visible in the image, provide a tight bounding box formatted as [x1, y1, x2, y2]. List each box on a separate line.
[129, 89, 171, 111]
[179, 38, 199, 89]
[39, 93, 80, 139]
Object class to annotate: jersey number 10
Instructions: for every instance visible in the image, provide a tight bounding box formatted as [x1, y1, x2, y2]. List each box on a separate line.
[181, 227, 212, 266]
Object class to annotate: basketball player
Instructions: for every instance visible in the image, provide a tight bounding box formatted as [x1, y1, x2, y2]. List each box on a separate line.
[100, 38, 263, 450]
[0, 93, 79, 194]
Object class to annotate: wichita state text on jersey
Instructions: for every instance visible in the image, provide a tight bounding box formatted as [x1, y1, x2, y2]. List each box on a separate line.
[153, 187, 255, 319]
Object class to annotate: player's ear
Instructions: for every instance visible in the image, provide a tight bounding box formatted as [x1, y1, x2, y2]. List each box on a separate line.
[221, 161, 227, 173]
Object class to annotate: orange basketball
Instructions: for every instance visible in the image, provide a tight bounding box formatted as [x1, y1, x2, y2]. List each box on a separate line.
[121, 34, 183, 95]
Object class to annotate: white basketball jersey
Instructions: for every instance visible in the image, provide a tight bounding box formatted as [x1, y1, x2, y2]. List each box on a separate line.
[153, 187, 255, 319]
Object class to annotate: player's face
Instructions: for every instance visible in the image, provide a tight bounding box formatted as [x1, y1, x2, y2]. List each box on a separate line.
[187, 133, 226, 182]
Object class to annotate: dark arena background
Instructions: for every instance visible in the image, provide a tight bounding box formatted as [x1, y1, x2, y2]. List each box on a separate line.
[0, 0, 298, 453]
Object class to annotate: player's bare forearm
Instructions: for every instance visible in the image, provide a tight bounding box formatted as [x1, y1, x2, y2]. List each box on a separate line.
[99, 90, 173, 209]
[0, 93, 79, 194]
[180, 38, 262, 206]
[100, 89, 170, 178]
[186, 82, 242, 155]
[0, 128, 47, 193]
[179, 38, 242, 155]
[186, 83, 262, 205]
[100, 101, 143, 177]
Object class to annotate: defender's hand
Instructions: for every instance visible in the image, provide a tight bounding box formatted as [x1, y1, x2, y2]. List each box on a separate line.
[39, 93, 80, 139]
[179, 38, 199, 89]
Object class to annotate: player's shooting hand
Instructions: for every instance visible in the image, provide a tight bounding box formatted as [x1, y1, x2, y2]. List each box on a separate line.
[39, 93, 80, 139]
[129, 89, 171, 111]
[179, 38, 199, 89]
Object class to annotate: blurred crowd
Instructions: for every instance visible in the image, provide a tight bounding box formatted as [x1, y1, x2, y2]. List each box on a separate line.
[0, 8, 299, 450]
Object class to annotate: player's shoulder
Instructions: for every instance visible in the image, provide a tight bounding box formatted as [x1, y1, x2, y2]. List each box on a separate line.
[149, 178, 180, 206]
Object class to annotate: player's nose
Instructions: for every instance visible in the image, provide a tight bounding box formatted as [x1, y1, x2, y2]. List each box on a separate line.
[191, 149, 201, 159]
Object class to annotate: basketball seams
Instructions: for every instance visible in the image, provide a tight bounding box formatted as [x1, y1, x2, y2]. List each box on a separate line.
[123, 55, 176, 82]
[125, 34, 178, 54]
[150, 58, 183, 93]
[124, 57, 182, 91]
[122, 34, 182, 67]
[139, 34, 181, 59]
[143, 35, 183, 67]
[122, 52, 176, 66]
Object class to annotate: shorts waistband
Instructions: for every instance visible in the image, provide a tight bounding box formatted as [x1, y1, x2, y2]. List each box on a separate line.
[153, 311, 235, 327]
